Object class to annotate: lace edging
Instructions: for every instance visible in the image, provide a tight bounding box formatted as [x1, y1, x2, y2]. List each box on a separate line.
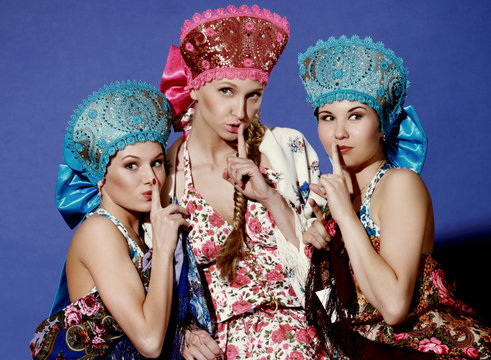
[180, 4, 289, 42]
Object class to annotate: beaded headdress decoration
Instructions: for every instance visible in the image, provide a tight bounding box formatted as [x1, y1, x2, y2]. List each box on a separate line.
[56, 81, 172, 228]
[298, 36, 427, 173]
[64, 81, 171, 182]
[161, 4, 289, 126]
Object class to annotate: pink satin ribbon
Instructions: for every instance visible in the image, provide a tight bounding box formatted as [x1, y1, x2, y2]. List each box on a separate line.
[160, 45, 193, 130]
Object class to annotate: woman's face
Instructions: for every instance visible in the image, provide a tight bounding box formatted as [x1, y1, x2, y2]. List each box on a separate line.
[101, 141, 166, 213]
[317, 100, 384, 169]
[190, 78, 264, 141]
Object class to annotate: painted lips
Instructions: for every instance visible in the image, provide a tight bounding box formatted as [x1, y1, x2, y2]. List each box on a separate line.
[338, 145, 353, 154]
[226, 123, 241, 133]
[142, 191, 152, 200]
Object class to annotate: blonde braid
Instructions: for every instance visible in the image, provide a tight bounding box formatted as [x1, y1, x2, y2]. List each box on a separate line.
[217, 115, 266, 280]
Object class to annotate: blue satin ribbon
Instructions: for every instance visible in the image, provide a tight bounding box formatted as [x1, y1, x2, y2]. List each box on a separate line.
[51, 143, 101, 315]
[385, 105, 427, 174]
[55, 164, 100, 229]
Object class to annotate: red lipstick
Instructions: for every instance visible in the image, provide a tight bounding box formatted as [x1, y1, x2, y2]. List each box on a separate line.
[338, 145, 353, 154]
[142, 191, 152, 200]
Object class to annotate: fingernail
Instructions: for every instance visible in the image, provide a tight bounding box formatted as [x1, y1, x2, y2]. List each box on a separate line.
[152, 179, 156, 185]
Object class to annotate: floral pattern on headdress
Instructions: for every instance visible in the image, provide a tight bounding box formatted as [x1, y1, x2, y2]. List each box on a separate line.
[179, 4, 289, 90]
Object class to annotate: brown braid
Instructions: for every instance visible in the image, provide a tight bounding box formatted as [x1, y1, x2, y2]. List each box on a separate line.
[216, 114, 266, 280]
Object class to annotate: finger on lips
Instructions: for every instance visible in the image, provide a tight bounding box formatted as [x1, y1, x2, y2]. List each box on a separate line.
[237, 123, 247, 158]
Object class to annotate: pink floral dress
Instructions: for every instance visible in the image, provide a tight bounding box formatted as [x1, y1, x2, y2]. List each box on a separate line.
[354, 164, 491, 359]
[180, 137, 328, 359]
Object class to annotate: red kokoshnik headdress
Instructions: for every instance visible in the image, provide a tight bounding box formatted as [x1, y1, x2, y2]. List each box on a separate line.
[161, 4, 290, 129]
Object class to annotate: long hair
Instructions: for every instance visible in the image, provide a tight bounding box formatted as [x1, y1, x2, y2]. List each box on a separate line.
[216, 114, 265, 280]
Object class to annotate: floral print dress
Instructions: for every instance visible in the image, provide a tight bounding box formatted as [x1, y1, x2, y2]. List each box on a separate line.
[30, 209, 152, 359]
[354, 163, 490, 359]
[180, 137, 328, 359]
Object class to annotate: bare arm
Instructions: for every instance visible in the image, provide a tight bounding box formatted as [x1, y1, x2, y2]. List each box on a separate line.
[68, 182, 188, 357]
[343, 169, 432, 325]
[316, 143, 433, 325]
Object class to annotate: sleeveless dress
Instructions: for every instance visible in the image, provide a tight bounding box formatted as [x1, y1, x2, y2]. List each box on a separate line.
[353, 163, 491, 359]
[30, 209, 153, 359]
[179, 137, 328, 359]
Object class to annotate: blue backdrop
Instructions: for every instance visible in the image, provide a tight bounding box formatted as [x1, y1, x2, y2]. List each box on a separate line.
[1, 0, 490, 357]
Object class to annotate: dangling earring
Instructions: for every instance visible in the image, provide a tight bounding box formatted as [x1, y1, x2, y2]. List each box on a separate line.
[381, 133, 386, 143]
[97, 180, 105, 200]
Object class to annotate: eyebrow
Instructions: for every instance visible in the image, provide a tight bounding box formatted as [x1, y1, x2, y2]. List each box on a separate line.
[121, 152, 164, 161]
[218, 81, 264, 93]
[347, 106, 367, 112]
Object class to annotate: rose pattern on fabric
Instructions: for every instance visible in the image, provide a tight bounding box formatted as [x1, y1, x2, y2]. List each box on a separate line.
[30, 209, 152, 359]
[352, 164, 491, 359]
[179, 137, 328, 359]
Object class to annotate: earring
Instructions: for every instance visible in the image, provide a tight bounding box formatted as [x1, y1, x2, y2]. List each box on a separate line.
[97, 180, 105, 200]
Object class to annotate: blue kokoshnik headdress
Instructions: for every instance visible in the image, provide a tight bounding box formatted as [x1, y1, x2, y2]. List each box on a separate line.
[298, 35, 427, 173]
[56, 81, 172, 229]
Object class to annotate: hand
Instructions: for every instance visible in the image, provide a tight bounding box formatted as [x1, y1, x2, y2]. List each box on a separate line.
[222, 124, 274, 203]
[182, 329, 222, 360]
[150, 178, 188, 253]
[316, 143, 355, 225]
[302, 198, 331, 250]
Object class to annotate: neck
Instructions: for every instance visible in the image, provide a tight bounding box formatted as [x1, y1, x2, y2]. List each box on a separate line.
[187, 118, 237, 165]
[100, 199, 141, 236]
[345, 155, 387, 199]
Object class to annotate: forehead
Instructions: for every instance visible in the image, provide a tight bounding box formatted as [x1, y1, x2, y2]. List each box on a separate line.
[112, 141, 164, 160]
[318, 100, 373, 113]
[200, 78, 265, 92]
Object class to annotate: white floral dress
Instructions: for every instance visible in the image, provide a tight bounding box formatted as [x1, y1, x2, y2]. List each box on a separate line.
[179, 134, 328, 359]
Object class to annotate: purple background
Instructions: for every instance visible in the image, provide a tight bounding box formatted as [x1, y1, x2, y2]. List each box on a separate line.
[1, 0, 490, 357]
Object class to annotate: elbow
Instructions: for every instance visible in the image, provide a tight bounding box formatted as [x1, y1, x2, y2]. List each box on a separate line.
[380, 299, 410, 326]
[135, 336, 164, 359]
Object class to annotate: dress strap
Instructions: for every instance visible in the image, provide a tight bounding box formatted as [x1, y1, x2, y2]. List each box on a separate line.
[90, 208, 144, 258]
[359, 163, 392, 237]
[181, 137, 194, 192]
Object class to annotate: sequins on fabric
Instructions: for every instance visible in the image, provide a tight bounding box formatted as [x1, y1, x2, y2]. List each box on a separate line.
[179, 5, 289, 90]
[66, 81, 172, 181]
[298, 35, 408, 135]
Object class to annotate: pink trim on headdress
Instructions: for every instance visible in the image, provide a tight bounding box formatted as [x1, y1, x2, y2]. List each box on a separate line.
[180, 4, 290, 42]
[185, 68, 269, 90]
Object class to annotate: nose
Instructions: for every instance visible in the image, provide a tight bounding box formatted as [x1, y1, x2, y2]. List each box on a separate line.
[334, 120, 348, 140]
[231, 96, 246, 120]
[143, 164, 157, 184]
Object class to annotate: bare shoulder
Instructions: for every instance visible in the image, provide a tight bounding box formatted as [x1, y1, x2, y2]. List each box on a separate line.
[378, 168, 429, 197]
[373, 168, 432, 218]
[70, 214, 128, 257]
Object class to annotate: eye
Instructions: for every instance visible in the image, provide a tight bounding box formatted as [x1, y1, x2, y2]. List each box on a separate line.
[247, 91, 262, 100]
[125, 162, 137, 170]
[151, 160, 163, 167]
[219, 87, 233, 96]
[318, 114, 334, 122]
[349, 113, 362, 120]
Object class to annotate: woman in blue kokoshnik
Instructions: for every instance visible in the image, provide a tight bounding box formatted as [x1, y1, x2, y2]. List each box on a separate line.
[30, 81, 189, 359]
[299, 36, 490, 359]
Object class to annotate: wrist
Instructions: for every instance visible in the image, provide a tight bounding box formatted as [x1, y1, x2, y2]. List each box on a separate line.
[260, 187, 282, 210]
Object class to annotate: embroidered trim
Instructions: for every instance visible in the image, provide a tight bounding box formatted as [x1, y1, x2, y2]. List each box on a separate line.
[180, 4, 290, 42]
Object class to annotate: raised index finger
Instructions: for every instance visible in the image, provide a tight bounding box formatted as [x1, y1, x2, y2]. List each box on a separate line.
[237, 123, 247, 158]
[331, 142, 343, 176]
[151, 178, 162, 212]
